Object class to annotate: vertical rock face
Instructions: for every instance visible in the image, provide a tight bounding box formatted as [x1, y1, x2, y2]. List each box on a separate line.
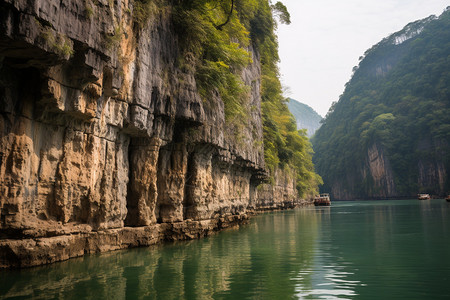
[254, 169, 310, 209]
[328, 143, 394, 200]
[329, 140, 447, 200]
[365, 143, 396, 198]
[0, 0, 300, 267]
[330, 143, 401, 200]
[415, 138, 448, 194]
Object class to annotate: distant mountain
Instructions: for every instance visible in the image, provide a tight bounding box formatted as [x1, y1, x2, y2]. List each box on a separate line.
[287, 98, 322, 137]
[312, 9, 450, 200]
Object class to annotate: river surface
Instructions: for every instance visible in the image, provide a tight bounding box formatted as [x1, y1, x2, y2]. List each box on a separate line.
[1, 200, 449, 299]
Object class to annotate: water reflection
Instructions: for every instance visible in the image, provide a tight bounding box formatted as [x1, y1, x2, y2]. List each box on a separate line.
[295, 264, 364, 299]
[1, 200, 449, 299]
[1, 209, 321, 299]
[291, 206, 364, 299]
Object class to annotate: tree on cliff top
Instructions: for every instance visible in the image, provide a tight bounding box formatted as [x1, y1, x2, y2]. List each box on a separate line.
[164, 0, 321, 197]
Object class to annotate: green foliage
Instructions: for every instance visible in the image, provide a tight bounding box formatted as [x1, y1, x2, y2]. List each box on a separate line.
[287, 98, 323, 137]
[84, 0, 94, 18]
[312, 9, 450, 198]
[38, 22, 74, 59]
[134, 0, 321, 197]
[132, 0, 160, 29]
[254, 1, 321, 197]
[261, 94, 323, 197]
[272, 1, 291, 25]
[103, 26, 122, 49]
[172, 0, 253, 124]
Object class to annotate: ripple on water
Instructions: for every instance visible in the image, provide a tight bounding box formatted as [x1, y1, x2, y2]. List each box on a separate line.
[1, 200, 449, 299]
[293, 262, 366, 299]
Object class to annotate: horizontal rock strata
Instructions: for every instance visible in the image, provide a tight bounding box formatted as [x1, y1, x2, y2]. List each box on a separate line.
[0, 215, 250, 268]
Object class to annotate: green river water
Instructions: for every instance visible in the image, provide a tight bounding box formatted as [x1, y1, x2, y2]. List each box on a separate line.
[1, 200, 449, 299]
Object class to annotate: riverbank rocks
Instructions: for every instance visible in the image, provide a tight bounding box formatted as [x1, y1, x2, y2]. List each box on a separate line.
[0, 0, 304, 268]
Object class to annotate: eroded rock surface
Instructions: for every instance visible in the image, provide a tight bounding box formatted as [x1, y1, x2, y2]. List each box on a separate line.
[0, 0, 302, 268]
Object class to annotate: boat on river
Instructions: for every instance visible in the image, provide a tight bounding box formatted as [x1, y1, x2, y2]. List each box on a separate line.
[418, 193, 431, 200]
[314, 193, 331, 206]
[446, 195, 450, 202]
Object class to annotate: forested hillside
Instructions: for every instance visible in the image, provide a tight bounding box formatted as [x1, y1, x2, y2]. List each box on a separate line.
[312, 9, 450, 200]
[287, 98, 322, 137]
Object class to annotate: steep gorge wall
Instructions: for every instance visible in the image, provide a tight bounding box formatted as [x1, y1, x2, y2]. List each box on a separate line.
[0, 0, 301, 268]
[329, 140, 447, 200]
[255, 168, 311, 209]
[330, 143, 396, 200]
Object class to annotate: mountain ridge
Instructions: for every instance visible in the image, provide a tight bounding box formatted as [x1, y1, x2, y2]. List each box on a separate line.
[286, 98, 322, 137]
[312, 9, 450, 200]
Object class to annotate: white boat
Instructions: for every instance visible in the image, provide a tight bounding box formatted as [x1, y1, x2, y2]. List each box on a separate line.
[417, 193, 430, 200]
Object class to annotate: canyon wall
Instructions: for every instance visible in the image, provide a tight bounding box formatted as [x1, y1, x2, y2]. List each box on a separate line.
[255, 168, 310, 209]
[0, 0, 302, 268]
[330, 141, 447, 201]
[330, 143, 397, 200]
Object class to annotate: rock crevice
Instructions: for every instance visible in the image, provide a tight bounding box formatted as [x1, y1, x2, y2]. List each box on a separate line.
[0, 0, 303, 268]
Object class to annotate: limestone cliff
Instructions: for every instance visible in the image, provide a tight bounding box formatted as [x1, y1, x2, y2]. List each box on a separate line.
[255, 169, 310, 210]
[330, 143, 396, 200]
[0, 0, 302, 268]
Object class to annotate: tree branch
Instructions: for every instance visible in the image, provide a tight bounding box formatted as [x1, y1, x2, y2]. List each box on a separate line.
[215, 0, 234, 30]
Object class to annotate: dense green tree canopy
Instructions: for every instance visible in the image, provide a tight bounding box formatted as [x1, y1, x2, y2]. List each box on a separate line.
[312, 9, 450, 199]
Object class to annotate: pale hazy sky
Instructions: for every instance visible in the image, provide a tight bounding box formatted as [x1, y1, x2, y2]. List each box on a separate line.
[277, 0, 449, 116]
